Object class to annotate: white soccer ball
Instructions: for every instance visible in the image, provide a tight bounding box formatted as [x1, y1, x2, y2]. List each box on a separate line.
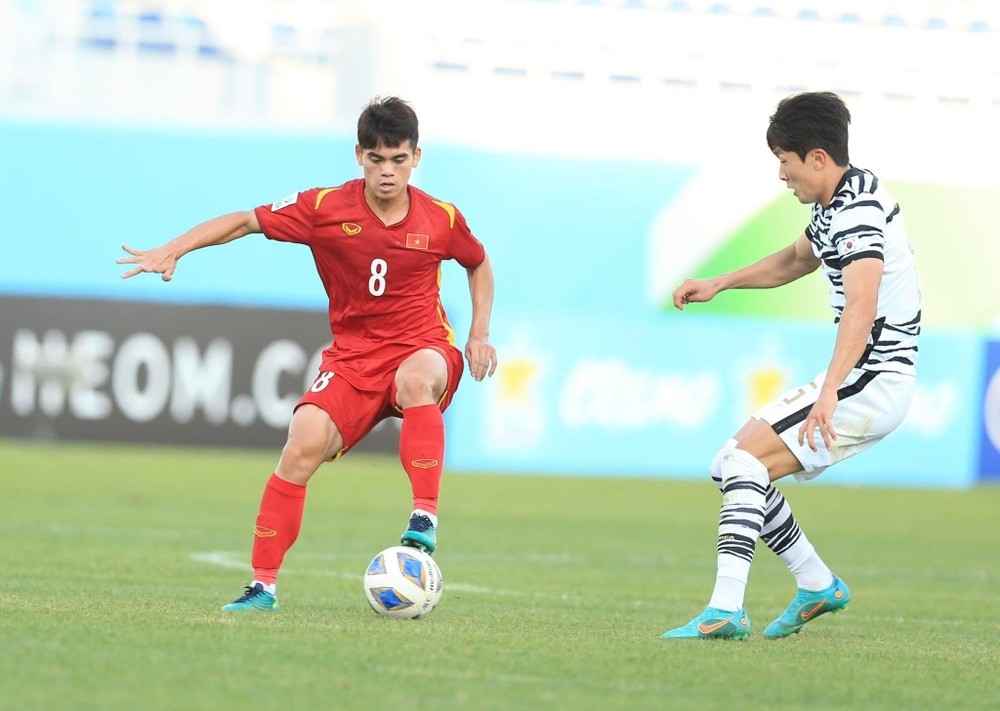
[363, 545, 443, 619]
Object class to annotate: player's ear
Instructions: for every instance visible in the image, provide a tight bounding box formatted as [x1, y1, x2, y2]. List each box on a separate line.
[355, 144, 363, 165]
[810, 148, 828, 170]
[412, 146, 422, 167]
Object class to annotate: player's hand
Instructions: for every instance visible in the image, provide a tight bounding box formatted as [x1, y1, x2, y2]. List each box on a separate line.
[117, 243, 179, 281]
[465, 335, 497, 382]
[672, 278, 721, 310]
[798, 389, 839, 452]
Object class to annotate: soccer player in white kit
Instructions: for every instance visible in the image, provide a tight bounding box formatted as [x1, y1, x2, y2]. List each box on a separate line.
[663, 92, 921, 640]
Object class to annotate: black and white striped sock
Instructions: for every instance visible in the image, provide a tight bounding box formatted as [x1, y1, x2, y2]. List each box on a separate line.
[711, 441, 834, 592]
[708, 448, 768, 611]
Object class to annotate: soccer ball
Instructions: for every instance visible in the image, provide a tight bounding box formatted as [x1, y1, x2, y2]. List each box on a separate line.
[363, 545, 443, 619]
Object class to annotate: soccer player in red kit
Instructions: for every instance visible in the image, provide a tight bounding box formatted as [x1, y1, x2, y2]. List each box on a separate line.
[117, 96, 497, 611]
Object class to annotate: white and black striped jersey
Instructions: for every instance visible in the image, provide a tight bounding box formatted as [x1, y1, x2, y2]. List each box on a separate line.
[805, 167, 921, 376]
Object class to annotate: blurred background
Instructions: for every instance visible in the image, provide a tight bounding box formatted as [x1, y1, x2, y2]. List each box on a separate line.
[1, 0, 998, 486]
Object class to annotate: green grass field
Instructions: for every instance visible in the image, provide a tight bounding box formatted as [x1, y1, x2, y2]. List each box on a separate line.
[1, 439, 997, 710]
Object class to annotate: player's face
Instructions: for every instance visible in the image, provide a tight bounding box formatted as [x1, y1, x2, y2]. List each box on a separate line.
[356, 141, 422, 204]
[774, 148, 822, 204]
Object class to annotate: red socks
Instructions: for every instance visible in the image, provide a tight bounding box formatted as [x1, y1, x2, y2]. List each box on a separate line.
[247, 405, 442, 585]
[251, 473, 307, 585]
[400, 404, 445, 515]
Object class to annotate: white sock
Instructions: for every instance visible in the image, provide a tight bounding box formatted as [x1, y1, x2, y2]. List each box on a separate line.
[788, 550, 834, 591]
[252, 580, 276, 595]
[412, 509, 438, 527]
[708, 575, 748, 612]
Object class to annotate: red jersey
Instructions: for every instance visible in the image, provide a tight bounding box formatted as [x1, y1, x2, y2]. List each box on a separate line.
[254, 179, 485, 367]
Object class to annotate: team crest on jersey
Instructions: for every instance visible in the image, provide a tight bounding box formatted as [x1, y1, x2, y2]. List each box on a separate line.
[405, 233, 430, 250]
[342, 223, 362, 235]
[271, 193, 298, 211]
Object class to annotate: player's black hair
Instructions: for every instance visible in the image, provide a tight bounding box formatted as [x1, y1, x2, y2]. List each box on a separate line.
[357, 96, 419, 150]
[766, 91, 851, 166]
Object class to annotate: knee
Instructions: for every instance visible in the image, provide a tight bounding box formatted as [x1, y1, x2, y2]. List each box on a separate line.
[721, 448, 770, 488]
[710, 439, 737, 491]
[395, 370, 437, 408]
[277, 434, 331, 485]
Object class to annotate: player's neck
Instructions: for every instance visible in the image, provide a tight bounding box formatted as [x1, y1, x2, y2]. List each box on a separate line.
[364, 187, 411, 226]
[819, 166, 851, 209]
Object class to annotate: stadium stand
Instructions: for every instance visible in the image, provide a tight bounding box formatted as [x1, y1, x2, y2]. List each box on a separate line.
[0, 0, 995, 137]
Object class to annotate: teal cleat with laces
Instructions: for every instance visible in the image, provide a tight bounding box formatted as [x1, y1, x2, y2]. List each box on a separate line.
[764, 576, 850, 639]
[221, 583, 280, 612]
[660, 606, 752, 640]
[400, 512, 437, 554]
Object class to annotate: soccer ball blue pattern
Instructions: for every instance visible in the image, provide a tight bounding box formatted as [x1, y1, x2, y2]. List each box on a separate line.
[363, 545, 443, 618]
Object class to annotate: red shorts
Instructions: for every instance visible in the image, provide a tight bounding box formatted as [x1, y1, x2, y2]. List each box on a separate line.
[296, 343, 464, 455]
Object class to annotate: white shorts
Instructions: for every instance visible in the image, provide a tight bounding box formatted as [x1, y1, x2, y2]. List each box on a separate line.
[753, 368, 915, 482]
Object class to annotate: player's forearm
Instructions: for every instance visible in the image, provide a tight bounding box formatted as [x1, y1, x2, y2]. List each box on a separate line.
[466, 255, 494, 338]
[167, 211, 259, 259]
[821, 302, 877, 393]
[720, 243, 814, 290]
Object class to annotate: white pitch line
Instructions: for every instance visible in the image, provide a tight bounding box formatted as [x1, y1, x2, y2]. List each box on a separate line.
[192, 551, 999, 618]
[191, 550, 584, 601]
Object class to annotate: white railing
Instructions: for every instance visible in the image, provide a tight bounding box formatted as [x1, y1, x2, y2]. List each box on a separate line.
[0, 0, 996, 147]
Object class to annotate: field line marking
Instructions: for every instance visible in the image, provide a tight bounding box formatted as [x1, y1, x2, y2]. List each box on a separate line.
[191, 551, 584, 601]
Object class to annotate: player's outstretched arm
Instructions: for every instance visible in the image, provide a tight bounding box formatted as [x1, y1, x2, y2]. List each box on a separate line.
[465, 254, 497, 382]
[117, 210, 262, 281]
[672, 233, 820, 310]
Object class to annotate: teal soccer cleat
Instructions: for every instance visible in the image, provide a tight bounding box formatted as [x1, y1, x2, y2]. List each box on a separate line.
[660, 606, 752, 640]
[764, 576, 850, 639]
[221, 583, 280, 612]
[400, 512, 437, 554]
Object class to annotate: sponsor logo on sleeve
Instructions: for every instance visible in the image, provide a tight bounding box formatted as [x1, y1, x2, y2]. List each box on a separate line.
[271, 193, 299, 211]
